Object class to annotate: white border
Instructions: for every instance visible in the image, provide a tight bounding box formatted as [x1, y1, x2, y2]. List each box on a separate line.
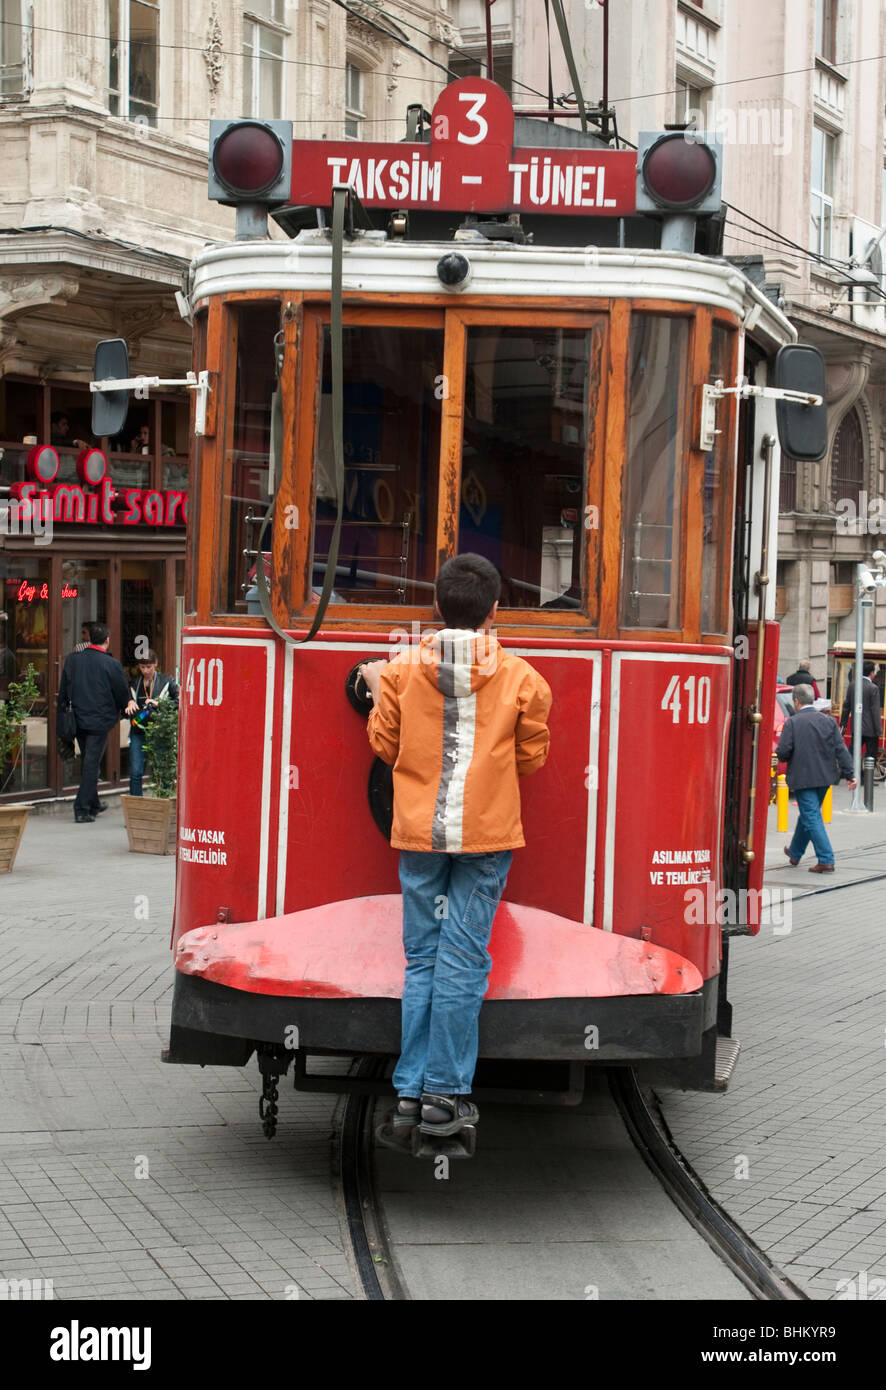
[275, 639, 600, 922]
[603, 651, 731, 931]
[512, 647, 600, 925]
[181, 635, 276, 920]
[275, 642, 294, 916]
[275, 640, 391, 914]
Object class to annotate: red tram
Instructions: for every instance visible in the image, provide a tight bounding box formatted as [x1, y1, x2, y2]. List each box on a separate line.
[95, 81, 827, 1119]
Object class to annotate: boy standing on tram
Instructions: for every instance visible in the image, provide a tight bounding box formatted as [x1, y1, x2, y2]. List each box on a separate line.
[360, 553, 552, 1144]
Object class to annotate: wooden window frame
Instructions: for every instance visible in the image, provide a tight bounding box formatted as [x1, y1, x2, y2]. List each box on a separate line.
[191, 293, 739, 644]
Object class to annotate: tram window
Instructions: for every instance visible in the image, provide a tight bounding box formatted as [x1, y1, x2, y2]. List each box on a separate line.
[223, 303, 279, 614]
[456, 326, 590, 610]
[621, 315, 689, 630]
[701, 324, 736, 633]
[311, 326, 443, 605]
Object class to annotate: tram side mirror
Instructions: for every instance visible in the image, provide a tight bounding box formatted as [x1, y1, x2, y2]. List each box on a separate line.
[774, 344, 827, 462]
[91, 339, 131, 438]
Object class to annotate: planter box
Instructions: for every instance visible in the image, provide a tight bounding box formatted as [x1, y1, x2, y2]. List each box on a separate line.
[121, 794, 177, 855]
[0, 804, 30, 873]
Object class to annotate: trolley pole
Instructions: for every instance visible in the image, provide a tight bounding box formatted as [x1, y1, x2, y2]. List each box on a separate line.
[848, 565, 866, 812]
[847, 553, 886, 813]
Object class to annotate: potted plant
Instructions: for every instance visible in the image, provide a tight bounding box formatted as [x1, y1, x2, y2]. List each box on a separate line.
[121, 694, 179, 854]
[0, 664, 39, 872]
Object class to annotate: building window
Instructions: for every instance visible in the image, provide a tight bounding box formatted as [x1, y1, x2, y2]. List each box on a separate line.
[830, 409, 865, 511]
[108, 0, 159, 125]
[449, 49, 512, 100]
[815, 0, 837, 64]
[810, 125, 835, 257]
[345, 62, 364, 139]
[831, 561, 855, 585]
[0, 0, 31, 97]
[244, 1, 288, 119]
[674, 76, 707, 130]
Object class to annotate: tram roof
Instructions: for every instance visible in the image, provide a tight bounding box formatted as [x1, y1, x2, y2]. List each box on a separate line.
[189, 237, 796, 350]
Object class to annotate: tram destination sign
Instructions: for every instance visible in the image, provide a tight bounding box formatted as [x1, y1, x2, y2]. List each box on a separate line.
[290, 79, 637, 217]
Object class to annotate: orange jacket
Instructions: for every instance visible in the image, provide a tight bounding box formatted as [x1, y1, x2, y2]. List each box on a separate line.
[367, 629, 552, 852]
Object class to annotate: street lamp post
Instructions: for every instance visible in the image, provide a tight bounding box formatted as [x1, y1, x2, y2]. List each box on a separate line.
[847, 552, 886, 813]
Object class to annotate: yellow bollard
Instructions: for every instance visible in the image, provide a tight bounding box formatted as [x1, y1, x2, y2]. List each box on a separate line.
[777, 774, 789, 833]
[822, 785, 832, 824]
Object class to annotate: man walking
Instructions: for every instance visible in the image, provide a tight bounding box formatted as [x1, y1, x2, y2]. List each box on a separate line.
[778, 684, 856, 873]
[58, 623, 137, 822]
[785, 659, 821, 699]
[840, 661, 883, 766]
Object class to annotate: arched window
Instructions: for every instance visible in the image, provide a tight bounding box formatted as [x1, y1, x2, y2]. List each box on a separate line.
[830, 408, 865, 511]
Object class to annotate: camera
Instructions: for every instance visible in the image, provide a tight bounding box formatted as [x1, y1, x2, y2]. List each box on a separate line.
[858, 566, 878, 593]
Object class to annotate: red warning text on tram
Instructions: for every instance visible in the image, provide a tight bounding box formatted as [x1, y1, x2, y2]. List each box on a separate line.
[290, 78, 637, 216]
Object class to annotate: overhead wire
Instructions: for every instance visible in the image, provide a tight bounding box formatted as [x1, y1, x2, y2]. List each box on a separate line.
[5, 15, 886, 117]
[348, 0, 565, 110]
[722, 225, 886, 308]
[4, 8, 882, 296]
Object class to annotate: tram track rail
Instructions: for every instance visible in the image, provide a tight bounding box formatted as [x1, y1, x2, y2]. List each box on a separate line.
[608, 1070, 806, 1301]
[339, 1061, 805, 1302]
[338, 1057, 406, 1301]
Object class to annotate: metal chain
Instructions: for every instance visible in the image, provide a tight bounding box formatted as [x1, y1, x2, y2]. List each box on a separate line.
[259, 1068, 280, 1140]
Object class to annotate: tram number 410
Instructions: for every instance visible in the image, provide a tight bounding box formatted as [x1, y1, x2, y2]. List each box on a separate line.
[186, 657, 223, 707]
[661, 674, 711, 725]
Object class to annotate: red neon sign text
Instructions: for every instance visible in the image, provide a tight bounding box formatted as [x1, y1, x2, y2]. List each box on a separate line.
[8, 580, 80, 602]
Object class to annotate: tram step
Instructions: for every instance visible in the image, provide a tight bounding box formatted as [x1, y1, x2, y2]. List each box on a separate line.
[714, 1036, 741, 1089]
[411, 1125, 477, 1160]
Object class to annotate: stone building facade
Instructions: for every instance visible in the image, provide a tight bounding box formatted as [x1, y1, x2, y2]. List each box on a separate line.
[0, 0, 451, 801]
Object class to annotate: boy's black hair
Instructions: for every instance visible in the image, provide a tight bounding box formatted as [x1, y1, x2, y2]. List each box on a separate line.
[863, 661, 876, 677]
[435, 554, 501, 629]
[89, 622, 109, 645]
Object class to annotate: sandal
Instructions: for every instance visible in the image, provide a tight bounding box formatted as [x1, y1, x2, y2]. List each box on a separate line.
[419, 1093, 479, 1136]
[374, 1097, 421, 1153]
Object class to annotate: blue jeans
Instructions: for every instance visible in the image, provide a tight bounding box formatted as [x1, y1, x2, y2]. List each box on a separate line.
[393, 849, 512, 1098]
[129, 730, 146, 796]
[788, 786, 834, 866]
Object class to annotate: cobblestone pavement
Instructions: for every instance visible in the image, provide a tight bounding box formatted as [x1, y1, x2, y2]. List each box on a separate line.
[0, 803, 358, 1301]
[659, 790, 886, 1300]
[4, 790, 885, 1302]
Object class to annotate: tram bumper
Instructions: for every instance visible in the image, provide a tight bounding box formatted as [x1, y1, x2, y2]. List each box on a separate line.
[165, 895, 713, 1067]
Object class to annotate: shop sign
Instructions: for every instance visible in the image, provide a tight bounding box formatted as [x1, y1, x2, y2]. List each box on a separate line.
[5, 580, 80, 602]
[9, 446, 188, 529]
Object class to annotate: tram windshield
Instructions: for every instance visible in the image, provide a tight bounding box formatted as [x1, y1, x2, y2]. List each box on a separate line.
[456, 326, 590, 609]
[621, 314, 690, 630]
[311, 325, 443, 604]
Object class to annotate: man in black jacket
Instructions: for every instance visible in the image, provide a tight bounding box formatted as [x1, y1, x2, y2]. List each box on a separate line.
[840, 661, 883, 765]
[58, 623, 137, 822]
[777, 684, 856, 873]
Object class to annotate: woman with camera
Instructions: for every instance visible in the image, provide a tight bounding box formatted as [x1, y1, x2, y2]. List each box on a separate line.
[128, 649, 180, 796]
